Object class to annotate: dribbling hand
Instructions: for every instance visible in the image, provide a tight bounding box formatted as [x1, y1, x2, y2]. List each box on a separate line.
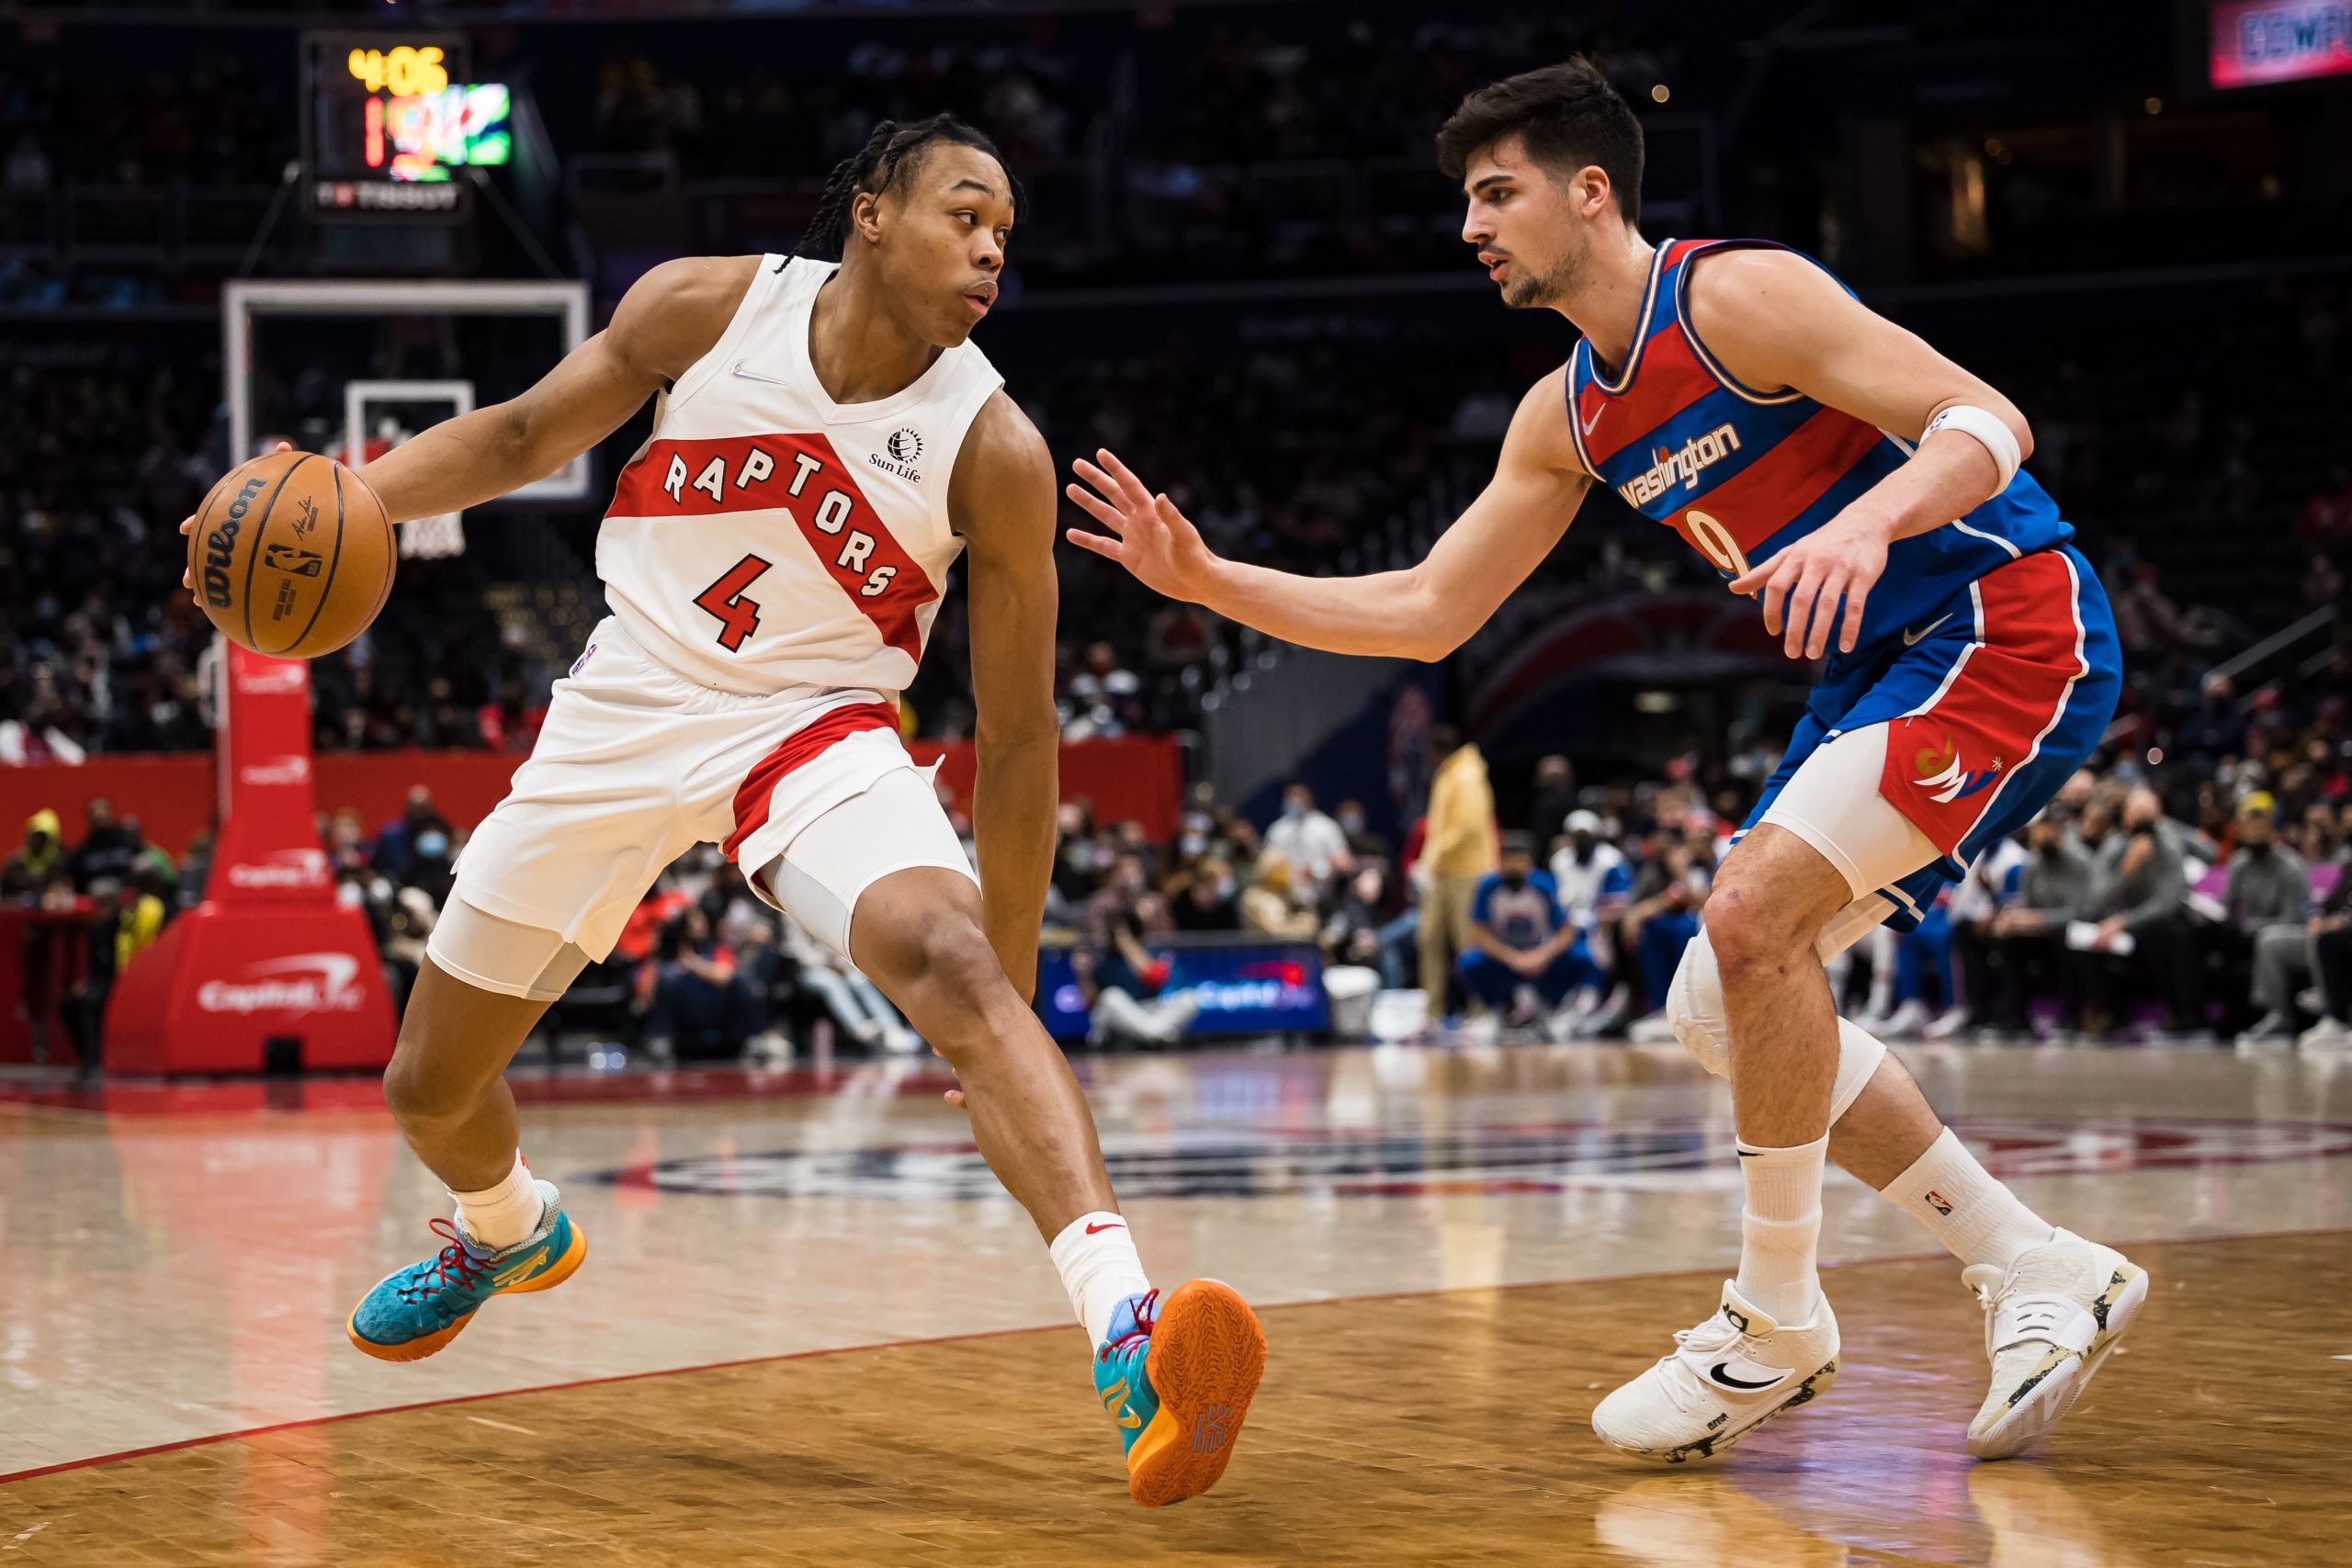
[178, 440, 295, 596]
[1065, 449, 1218, 603]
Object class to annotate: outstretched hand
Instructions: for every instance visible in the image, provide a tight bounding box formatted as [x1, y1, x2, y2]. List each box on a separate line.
[1065, 448, 1219, 604]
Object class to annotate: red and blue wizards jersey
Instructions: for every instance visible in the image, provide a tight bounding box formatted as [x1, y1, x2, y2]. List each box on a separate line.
[1567, 239, 2074, 653]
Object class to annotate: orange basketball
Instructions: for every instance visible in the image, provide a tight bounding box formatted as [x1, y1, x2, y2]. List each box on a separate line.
[188, 450, 395, 659]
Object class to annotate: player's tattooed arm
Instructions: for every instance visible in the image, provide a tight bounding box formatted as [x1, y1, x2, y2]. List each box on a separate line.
[1689, 247, 2036, 658]
[954, 391, 1062, 1001]
[1067, 368, 1589, 661]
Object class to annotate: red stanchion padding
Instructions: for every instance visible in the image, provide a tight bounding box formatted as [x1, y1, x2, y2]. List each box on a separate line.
[103, 643, 395, 1075]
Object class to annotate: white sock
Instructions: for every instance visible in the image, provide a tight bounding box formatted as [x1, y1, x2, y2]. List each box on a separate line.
[1881, 1127, 2056, 1272]
[1048, 1211, 1153, 1347]
[450, 1153, 544, 1251]
[1733, 1134, 1827, 1326]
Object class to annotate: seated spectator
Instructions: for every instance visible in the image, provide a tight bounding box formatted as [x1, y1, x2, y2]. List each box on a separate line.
[1264, 783, 1353, 898]
[772, 912, 918, 1056]
[1984, 814, 2096, 1037]
[2, 809, 65, 899]
[1334, 799, 1387, 862]
[58, 873, 164, 1079]
[1547, 809, 1629, 929]
[1457, 833, 1599, 1030]
[1617, 829, 1711, 1036]
[2230, 795, 2313, 1044]
[372, 788, 453, 883]
[1320, 863, 1391, 973]
[1526, 754, 1577, 853]
[2077, 786, 2205, 1041]
[1169, 855, 1241, 932]
[1069, 938, 1197, 1048]
[1239, 852, 1320, 940]
[639, 907, 765, 1063]
[2297, 869, 2352, 1052]
[1942, 827, 2029, 1039]
[63, 796, 141, 892]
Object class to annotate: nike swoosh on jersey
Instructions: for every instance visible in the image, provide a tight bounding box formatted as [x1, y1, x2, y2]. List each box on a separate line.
[1580, 400, 1604, 435]
[730, 361, 791, 385]
[1903, 613, 1955, 647]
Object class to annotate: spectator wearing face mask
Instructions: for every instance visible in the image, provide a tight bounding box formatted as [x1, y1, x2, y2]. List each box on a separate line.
[1982, 812, 2096, 1038]
[372, 788, 453, 882]
[2230, 795, 2313, 1045]
[1264, 783, 1353, 899]
[1525, 754, 1577, 855]
[1547, 810, 1629, 929]
[2078, 785, 2205, 1042]
[1170, 855, 1241, 932]
[1333, 798, 1387, 862]
[1457, 832, 1598, 1031]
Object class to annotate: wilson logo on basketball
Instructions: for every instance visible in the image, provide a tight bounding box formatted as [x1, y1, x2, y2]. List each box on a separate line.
[202, 474, 269, 609]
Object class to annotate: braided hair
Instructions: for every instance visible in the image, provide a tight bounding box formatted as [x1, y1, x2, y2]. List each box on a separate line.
[797, 114, 1019, 262]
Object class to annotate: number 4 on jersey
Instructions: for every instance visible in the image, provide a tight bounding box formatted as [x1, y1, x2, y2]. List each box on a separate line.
[695, 554, 771, 651]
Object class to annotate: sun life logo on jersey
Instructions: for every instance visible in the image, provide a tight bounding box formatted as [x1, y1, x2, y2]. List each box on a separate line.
[1912, 730, 2005, 805]
[1616, 423, 1743, 508]
[871, 427, 923, 481]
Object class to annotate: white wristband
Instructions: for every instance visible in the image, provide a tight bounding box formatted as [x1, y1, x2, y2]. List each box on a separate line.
[1922, 404, 2020, 493]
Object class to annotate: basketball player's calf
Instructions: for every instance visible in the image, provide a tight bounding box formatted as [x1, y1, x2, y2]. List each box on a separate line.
[843, 863, 1265, 1508]
[349, 953, 590, 1361]
[1594, 727, 2148, 1463]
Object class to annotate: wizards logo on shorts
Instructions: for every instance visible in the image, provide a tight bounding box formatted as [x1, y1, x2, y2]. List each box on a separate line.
[1911, 731, 2004, 805]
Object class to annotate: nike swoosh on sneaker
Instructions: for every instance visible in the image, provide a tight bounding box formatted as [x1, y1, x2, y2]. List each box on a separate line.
[1707, 1358, 1792, 1392]
[491, 1246, 551, 1287]
[1903, 613, 1955, 647]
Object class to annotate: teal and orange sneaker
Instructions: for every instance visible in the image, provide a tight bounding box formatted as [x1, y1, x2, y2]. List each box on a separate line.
[1091, 1280, 1266, 1507]
[345, 1179, 586, 1362]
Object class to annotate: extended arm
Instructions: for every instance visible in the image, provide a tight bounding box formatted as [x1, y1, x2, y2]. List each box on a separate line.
[356, 255, 756, 523]
[953, 392, 1064, 1002]
[1067, 369, 1590, 661]
[1690, 249, 2036, 658]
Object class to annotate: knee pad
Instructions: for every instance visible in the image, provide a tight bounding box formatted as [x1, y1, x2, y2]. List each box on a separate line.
[1664, 925, 1887, 1122]
[1666, 929, 1731, 1077]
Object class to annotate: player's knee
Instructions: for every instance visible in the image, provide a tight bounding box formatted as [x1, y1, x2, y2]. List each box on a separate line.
[380, 1044, 479, 1130]
[1702, 874, 1813, 990]
[880, 908, 1010, 1043]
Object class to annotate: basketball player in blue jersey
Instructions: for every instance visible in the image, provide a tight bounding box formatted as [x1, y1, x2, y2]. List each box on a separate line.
[1069, 59, 2145, 1464]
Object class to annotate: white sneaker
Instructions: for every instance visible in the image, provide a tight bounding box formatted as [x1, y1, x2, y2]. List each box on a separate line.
[2298, 1016, 2352, 1054]
[1626, 1012, 1680, 1044]
[1962, 1228, 2148, 1460]
[1591, 1280, 1840, 1464]
[1877, 999, 1932, 1040]
[1925, 1006, 1973, 1042]
[2235, 1013, 2295, 1054]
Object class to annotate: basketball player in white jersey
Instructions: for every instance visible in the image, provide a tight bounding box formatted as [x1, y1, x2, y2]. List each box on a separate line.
[184, 117, 1261, 1509]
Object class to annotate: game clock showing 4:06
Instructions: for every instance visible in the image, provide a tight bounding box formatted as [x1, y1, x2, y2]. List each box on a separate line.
[301, 33, 513, 222]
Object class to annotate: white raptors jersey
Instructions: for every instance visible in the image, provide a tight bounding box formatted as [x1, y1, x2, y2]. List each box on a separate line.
[596, 255, 1005, 694]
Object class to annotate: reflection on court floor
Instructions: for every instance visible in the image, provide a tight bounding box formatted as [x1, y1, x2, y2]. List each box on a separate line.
[4, 1038, 2349, 1564]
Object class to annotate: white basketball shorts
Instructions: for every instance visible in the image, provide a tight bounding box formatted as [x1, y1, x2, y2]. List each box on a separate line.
[435, 616, 972, 986]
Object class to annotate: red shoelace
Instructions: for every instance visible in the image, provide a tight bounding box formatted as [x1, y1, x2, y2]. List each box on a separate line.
[1098, 1288, 1159, 1362]
[405, 1218, 490, 1301]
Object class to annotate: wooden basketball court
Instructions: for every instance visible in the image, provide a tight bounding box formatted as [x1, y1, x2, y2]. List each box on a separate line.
[4, 1041, 2347, 1565]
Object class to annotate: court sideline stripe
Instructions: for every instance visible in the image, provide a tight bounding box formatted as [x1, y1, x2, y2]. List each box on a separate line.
[2, 1223, 2339, 1488]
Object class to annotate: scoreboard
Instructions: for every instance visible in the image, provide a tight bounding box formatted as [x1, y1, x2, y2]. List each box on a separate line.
[302, 34, 512, 220]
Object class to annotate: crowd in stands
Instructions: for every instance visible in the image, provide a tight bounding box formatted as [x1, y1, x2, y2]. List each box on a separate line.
[13, 665, 2352, 1074]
